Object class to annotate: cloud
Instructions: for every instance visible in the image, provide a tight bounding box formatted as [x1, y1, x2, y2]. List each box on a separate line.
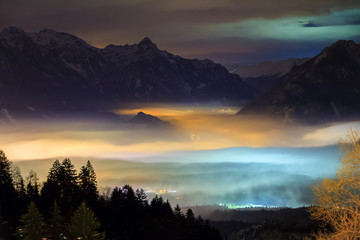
[301, 9, 360, 27]
[1, 103, 348, 207]
[212, 9, 360, 43]
[302, 22, 320, 27]
[13, 158, 333, 207]
[1, 1, 359, 50]
[0, 104, 355, 161]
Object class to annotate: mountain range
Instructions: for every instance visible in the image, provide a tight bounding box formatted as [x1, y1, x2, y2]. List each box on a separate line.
[231, 58, 309, 92]
[1, 27, 359, 123]
[238, 40, 360, 123]
[0, 27, 255, 119]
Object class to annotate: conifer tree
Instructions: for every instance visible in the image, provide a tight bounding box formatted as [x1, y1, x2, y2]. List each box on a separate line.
[17, 202, 44, 240]
[69, 202, 105, 240]
[11, 166, 25, 198]
[0, 150, 16, 220]
[186, 209, 195, 221]
[60, 158, 78, 217]
[0, 150, 12, 185]
[40, 160, 62, 214]
[59, 158, 78, 198]
[47, 159, 61, 183]
[25, 170, 40, 202]
[59, 158, 78, 190]
[174, 204, 182, 217]
[47, 201, 64, 240]
[79, 161, 98, 206]
[135, 188, 148, 207]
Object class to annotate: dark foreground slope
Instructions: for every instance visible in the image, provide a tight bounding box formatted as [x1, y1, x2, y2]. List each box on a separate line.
[0, 153, 222, 240]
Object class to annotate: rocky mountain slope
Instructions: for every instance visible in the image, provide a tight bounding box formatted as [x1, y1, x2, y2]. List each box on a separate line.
[238, 40, 360, 123]
[0, 27, 255, 118]
[231, 58, 309, 92]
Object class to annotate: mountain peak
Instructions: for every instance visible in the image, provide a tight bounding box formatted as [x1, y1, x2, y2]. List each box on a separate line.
[325, 40, 359, 54]
[139, 37, 153, 44]
[331, 40, 357, 47]
[138, 37, 157, 49]
[130, 112, 172, 128]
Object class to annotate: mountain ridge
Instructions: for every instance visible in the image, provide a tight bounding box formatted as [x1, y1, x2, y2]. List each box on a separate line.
[0, 27, 256, 119]
[238, 40, 360, 123]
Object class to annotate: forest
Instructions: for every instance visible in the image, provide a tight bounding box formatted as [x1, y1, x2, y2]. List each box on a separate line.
[0, 150, 221, 240]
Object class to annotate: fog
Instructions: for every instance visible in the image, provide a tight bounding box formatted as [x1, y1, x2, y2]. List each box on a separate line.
[1, 104, 358, 207]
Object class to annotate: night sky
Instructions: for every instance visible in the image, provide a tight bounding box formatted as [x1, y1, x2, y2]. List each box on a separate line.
[1, 0, 360, 64]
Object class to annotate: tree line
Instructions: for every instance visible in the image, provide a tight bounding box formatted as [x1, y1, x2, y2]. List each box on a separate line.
[0, 150, 221, 240]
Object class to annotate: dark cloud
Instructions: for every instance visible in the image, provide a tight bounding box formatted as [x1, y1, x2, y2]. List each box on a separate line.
[303, 22, 320, 27]
[1, 0, 360, 63]
[1, 0, 360, 41]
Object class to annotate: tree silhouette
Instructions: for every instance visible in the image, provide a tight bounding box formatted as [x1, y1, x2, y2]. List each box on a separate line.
[135, 188, 148, 208]
[186, 209, 195, 221]
[150, 195, 173, 218]
[0, 156, 222, 240]
[25, 170, 40, 203]
[46, 201, 64, 240]
[79, 160, 98, 208]
[40, 160, 62, 215]
[174, 204, 182, 217]
[309, 128, 360, 239]
[16, 202, 44, 240]
[59, 158, 78, 200]
[0, 150, 16, 220]
[11, 166, 25, 198]
[42, 158, 79, 218]
[69, 202, 105, 240]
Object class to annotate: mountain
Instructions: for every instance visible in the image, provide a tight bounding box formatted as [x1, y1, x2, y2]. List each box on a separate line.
[224, 63, 241, 73]
[130, 112, 172, 128]
[238, 40, 360, 123]
[231, 58, 309, 92]
[0, 27, 255, 119]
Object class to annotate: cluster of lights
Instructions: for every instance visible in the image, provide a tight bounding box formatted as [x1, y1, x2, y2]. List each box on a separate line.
[145, 189, 177, 194]
[218, 203, 279, 209]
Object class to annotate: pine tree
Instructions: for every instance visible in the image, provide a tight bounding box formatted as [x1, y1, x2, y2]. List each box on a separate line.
[41, 158, 79, 219]
[174, 204, 182, 217]
[59, 158, 78, 189]
[135, 188, 148, 207]
[0, 150, 12, 185]
[186, 209, 195, 221]
[25, 170, 40, 202]
[59, 158, 79, 218]
[79, 161, 98, 206]
[40, 160, 62, 215]
[11, 165, 25, 198]
[150, 195, 173, 218]
[17, 202, 44, 240]
[47, 201, 64, 240]
[69, 202, 105, 240]
[47, 160, 62, 183]
[0, 150, 16, 220]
